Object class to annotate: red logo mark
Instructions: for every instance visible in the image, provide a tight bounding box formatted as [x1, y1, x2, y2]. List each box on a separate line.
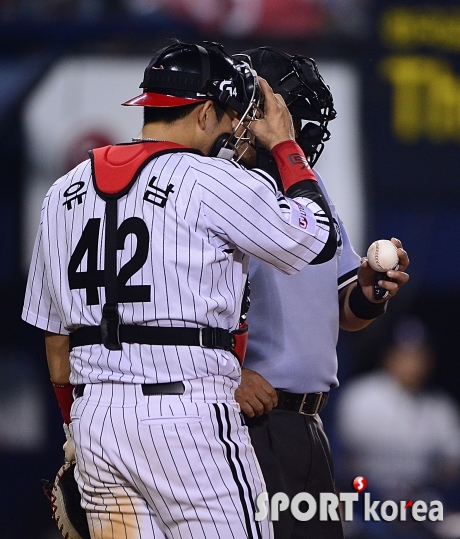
[352, 476, 367, 493]
[298, 216, 308, 229]
[288, 153, 309, 170]
[404, 500, 413, 508]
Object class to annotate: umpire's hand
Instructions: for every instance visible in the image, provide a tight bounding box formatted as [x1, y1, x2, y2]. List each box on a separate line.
[358, 237, 410, 301]
[235, 368, 278, 418]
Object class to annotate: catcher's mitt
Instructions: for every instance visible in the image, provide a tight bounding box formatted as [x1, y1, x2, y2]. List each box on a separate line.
[42, 461, 91, 539]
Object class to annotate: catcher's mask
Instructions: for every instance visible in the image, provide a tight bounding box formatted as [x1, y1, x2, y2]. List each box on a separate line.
[123, 40, 263, 161]
[235, 47, 336, 168]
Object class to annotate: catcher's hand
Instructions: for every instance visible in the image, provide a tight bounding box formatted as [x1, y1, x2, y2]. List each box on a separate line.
[42, 461, 90, 539]
[63, 422, 76, 462]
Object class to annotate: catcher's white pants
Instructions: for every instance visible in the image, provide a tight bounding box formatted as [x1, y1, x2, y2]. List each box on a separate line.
[70, 379, 272, 539]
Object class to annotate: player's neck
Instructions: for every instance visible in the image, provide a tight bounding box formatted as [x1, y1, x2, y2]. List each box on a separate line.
[141, 119, 197, 150]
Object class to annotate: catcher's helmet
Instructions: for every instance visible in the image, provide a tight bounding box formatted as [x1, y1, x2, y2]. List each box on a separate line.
[235, 47, 336, 166]
[123, 40, 262, 159]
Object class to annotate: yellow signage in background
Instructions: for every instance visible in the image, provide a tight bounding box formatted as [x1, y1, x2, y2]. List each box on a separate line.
[380, 56, 460, 144]
[379, 6, 460, 144]
[381, 7, 460, 52]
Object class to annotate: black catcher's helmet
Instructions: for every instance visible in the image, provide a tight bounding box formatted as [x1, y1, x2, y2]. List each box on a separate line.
[235, 46, 337, 166]
[123, 40, 262, 159]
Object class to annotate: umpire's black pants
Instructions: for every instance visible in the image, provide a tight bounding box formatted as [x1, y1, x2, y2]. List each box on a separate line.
[246, 409, 344, 539]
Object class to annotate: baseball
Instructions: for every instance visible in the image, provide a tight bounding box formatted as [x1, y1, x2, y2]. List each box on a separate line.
[366, 239, 399, 272]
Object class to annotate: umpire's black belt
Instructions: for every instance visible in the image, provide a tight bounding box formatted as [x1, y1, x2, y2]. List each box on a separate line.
[74, 381, 185, 398]
[69, 325, 234, 352]
[275, 389, 329, 416]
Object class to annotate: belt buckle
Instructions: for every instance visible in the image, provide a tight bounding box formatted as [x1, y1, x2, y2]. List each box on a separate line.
[199, 327, 213, 348]
[198, 327, 225, 350]
[199, 328, 205, 348]
[299, 392, 323, 416]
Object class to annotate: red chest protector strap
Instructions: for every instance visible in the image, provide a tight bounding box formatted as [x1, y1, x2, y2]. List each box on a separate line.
[90, 141, 192, 196]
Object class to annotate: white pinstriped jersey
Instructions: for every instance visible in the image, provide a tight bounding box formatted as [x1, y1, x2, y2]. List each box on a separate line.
[22, 143, 331, 386]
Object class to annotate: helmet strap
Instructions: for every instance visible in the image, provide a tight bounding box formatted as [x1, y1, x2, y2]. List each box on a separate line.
[195, 44, 211, 90]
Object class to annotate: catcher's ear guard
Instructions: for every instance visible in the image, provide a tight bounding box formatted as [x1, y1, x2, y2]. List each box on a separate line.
[42, 461, 91, 539]
[208, 133, 235, 159]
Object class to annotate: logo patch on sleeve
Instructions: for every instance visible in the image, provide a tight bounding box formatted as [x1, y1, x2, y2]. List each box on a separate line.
[286, 199, 317, 234]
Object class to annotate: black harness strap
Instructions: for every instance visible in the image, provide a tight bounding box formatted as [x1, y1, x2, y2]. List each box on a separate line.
[100, 198, 122, 350]
[69, 325, 235, 352]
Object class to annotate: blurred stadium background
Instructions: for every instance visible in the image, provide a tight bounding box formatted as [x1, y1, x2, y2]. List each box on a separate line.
[1, 0, 460, 537]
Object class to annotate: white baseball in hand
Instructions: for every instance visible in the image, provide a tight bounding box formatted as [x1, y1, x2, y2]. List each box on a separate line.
[367, 239, 399, 272]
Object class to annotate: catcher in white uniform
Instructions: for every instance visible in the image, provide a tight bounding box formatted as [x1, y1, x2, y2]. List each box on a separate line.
[22, 40, 338, 539]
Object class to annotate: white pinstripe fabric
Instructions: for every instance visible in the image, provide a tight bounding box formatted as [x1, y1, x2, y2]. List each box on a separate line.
[71, 380, 271, 539]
